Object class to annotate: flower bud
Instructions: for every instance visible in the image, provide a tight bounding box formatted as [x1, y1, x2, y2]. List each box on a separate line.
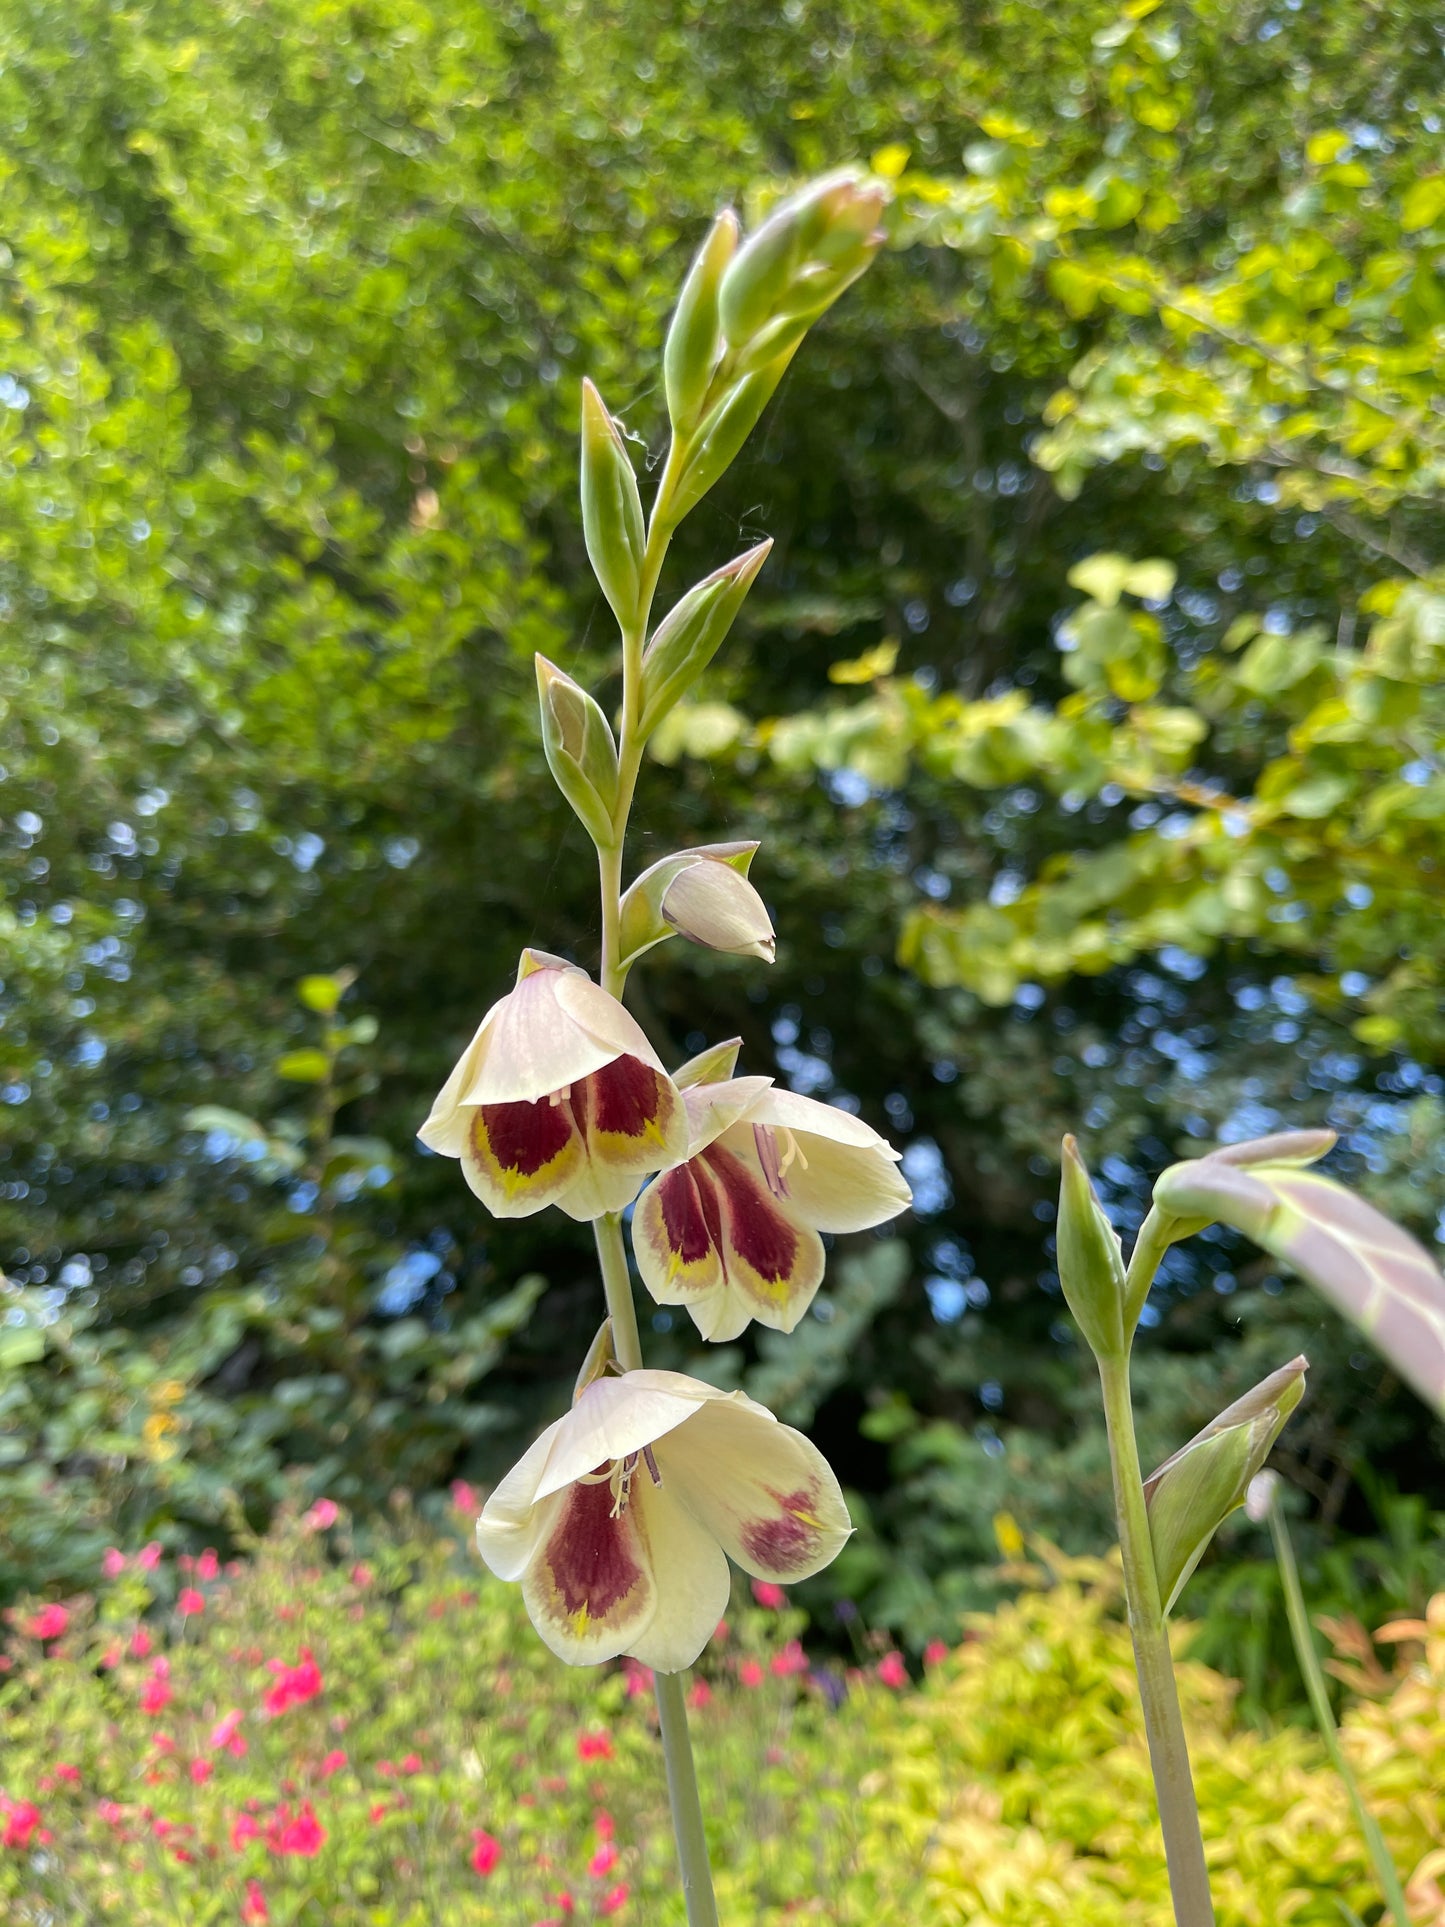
[718, 168, 888, 365]
[1144, 1356, 1307, 1614]
[668, 367, 795, 523]
[672, 1037, 743, 1090]
[664, 210, 738, 441]
[536, 655, 620, 848]
[637, 541, 772, 737]
[617, 843, 773, 966]
[1056, 1136, 1128, 1361]
[661, 859, 775, 962]
[580, 378, 646, 627]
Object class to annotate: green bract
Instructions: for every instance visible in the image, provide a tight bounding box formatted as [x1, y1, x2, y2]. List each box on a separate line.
[1056, 1136, 1128, 1360]
[638, 542, 772, 738]
[535, 654, 621, 848]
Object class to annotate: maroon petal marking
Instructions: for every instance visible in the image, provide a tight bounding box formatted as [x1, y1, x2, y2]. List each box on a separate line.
[658, 1161, 725, 1270]
[478, 1095, 576, 1177]
[588, 1054, 664, 1139]
[536, 1476, 649, 1625]
[739, 1485, 827, 1577]
[704, 1141, 799, 1285]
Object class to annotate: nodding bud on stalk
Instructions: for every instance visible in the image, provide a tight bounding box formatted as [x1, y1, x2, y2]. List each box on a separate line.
[638, 540, 772, 738]
[1057, 1136, 1128, 1361]
[664, 210, 739, 441]
[1143, 1356, 1308, 1615]
[618, 843, 774, 967]
[718, 168, 889, 376]
[535, 655, 620, 848]
[580, 378, 646, 626]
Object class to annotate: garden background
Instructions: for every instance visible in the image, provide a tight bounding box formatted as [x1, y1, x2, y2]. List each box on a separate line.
[3, 0, 1445, 1736]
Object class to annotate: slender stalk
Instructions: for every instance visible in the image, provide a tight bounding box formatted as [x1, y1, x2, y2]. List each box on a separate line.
[1267, 1490, 1410, 1924]
[587, 460, 721, 1927]
[1098, 1352, 1215, 1927]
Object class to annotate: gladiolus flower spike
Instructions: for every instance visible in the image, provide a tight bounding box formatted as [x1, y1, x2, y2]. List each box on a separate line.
[634, 1076, 911, 1340]
[418, 951, 688, 1223]
[476, 1368, 851, 1671]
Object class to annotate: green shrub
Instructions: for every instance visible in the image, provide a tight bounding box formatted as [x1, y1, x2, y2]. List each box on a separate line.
[1, 1517, 1441, 1922]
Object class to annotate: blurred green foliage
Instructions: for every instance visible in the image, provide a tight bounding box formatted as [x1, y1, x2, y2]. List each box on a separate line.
[1, 0, 1443, 1683]
[4, 1517, 1443, 1922]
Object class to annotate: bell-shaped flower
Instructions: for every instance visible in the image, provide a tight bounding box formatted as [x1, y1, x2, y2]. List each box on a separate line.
[418, 951, 688, 1221]
[633, 1076, 911, 1340]
[476, 1368, 850, 1670]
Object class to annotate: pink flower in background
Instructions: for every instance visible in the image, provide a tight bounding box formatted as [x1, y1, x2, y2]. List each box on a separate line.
[26, 1604, 69, 1641]
[130, 1628, 153, 1659]
[266, 1801, 325, 1857]
[923, 1640, 949, 1667]
[751, 1581, 786, 1610]
[210, 1710, 247, 1757]
[622, 1661, 653, 1698]
[770, 1640, 808, 1678]
[318, 1750, 347, 1779]
[54, 1763, 80, 1786]
[738, 1658, 764, 1688]
[399, 1753, 423, 1775]
[262, 1649, 322, 1716]
[231, 1812, 262, 1851]
[178, 1589, 205, 1617]
[450, 1480, 479, 1514]
[137, 1542, 163, 1571]
[97, 1800, 125, 1827]
[687, 1679, 712, 1711]
[189, 1760, 213, 1786]
[102, 1549, 127, 1578]
[350, 1563, 373, 1589]
[876, 1651, 908, 1690]
[594, 1810, 615, 1842]
[599, 1886, 630, 1917]
[140, 1661, 173, 1716]
[576, 1731, 613, 1763]
[588, 1841, 619, 1878]
[0, 1799, 44, 1849]
[196, 1549, 220, 1582]
[241, 1877, 269, 1923]
[470, 1829, 502, 1875]
[304, 1500, 339, 1531]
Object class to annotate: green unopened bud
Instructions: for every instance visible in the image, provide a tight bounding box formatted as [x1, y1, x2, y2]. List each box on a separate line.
[1057, 1136, 1128, 1360]
[664, 210, 739, 441]
[1144, 1356, 1308, 1614]
[617, 842, 771, 966]
[638, 540, 772, 736]
[719, 168, 888, 363]
[668, 364, 796, 523]
[535, 655, 620, 848]
[673, 1037, 743, 1090]
[580, 378, 646, 627]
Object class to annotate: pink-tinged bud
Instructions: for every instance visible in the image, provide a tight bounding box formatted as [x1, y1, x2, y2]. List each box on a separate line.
[579, 378, 645, 627]
[719, 168, 889, 366]
[618, 842, 773, 967]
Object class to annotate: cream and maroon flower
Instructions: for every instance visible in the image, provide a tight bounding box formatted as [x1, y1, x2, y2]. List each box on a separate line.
[475, 1369, 850, 1670]
[417, 950, 688, 1222]
[633, 1077, 912, 1341]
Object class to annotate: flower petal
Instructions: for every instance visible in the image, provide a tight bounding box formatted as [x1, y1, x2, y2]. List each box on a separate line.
[577, 1056, 690, 1175]
[680, 1077, 773, 1156]
[521, 1475, 657, 1666]
[551, 971, 669, 1073]
[729, 1090, 910, 1233]
[475, 1423, 566, 1581]
[704, 1140, 824, 1330]
[461, 1096, 586, 1218]
[467, 969, 619, 1106]
[416, 1012, 495, 1155]
[624, 1480, 730, 1673]
[660, 1397, 852, 1582]
[634, 1163, 727, 1302]
[533, 1372, 718, 1500]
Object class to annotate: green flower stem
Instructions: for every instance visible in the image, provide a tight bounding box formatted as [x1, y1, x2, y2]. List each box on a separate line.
[1267, 1488, 1410, 1925]
[1098, 1351, 1216, 1927]
[588, 449, 721, 1927]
